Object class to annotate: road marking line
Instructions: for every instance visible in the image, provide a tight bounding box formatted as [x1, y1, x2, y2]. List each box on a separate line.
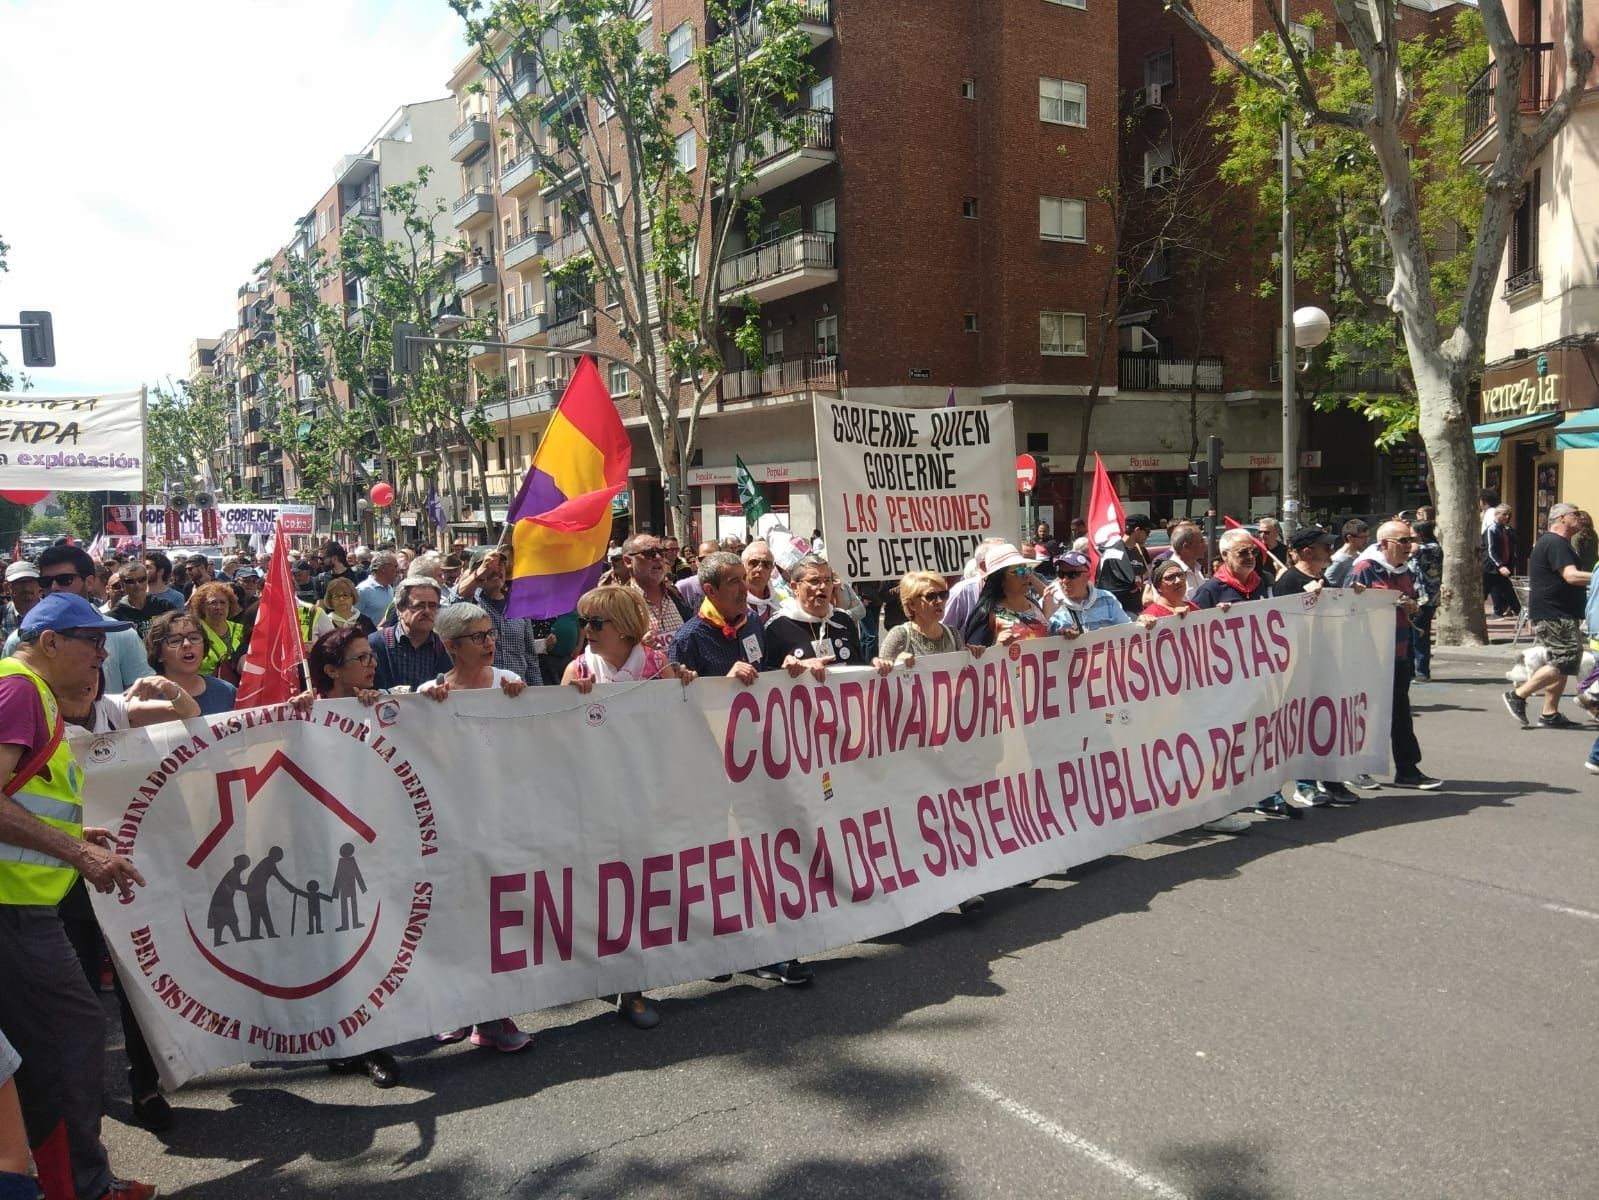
[966, 1079, 1190, 1200]
[1542, 903, 1599, 921]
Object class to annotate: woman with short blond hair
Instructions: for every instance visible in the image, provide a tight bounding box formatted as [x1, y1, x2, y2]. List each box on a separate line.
[874, 571, 964, 669]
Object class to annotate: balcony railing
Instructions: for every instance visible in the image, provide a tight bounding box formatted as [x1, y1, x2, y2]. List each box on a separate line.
[1463, 43, 1554, 149]
[746, 109, 833, 168]
[499, 70, 538, 114]
[448, 115, 491, 161]
[545, 225, 593, 268]
[1328, 363, 1401, 392]
[718, 229, 835, 293]
[452, 186, 495, 227]
[342, 195, 380, 227]
[1118, 353, 1225, 392]
[724, 0, 833, 47]
[507, 305, 548, 342]
[720, 354, 839, 401]
[504, 225, 551, 272]
[547, 309, 598, 347]
[1504, 264, 1542, 298]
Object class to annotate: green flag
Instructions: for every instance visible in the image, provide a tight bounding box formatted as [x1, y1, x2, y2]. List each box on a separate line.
[735, 455, 771, 525]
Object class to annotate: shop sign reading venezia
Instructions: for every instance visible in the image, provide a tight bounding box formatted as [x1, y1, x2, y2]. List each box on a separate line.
[1481, 372, 1560, 419]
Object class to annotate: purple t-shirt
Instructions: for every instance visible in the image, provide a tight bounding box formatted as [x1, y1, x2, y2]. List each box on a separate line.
[0, 674, 53, 757]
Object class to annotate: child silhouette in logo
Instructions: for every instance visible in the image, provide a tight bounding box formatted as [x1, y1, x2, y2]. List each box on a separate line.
[331, 843, 367, 932]
[303, 880, 329, 935]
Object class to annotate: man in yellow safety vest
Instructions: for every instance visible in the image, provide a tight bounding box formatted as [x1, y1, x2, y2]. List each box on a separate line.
[0, 592, 156, 1200]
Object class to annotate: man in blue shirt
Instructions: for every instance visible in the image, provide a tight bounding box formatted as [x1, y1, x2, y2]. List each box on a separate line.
[670, 552, 767, 682]
[354, 551, 400, 627]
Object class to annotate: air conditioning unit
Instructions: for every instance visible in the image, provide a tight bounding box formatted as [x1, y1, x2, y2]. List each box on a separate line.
[1129, 326, 1160, 353]
[1147, 82, 1164, 107]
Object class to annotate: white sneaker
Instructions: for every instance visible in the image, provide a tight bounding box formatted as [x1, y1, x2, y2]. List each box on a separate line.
[1289, 783, 1325, 807]
[1200, 813, 1252, 835]
[1350, 774, 1382, 790]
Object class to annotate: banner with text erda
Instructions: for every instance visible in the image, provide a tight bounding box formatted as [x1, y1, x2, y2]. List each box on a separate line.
[83, 591, 1393, 1088]
[815, 395, 1014, 582]
[0, 390, 145, 490]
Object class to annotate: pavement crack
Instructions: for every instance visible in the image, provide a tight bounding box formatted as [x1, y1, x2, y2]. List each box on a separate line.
[505, 1100, 750, 1192]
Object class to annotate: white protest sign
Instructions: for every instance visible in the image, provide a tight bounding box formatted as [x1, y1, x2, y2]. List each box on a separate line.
[84, 591, 1393, 1088]
[815, 395, 1014, 582]
[0, 390, 145, 490]
[141, 503, 316, 545]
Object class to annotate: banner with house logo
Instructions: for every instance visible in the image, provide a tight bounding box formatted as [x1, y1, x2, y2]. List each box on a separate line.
[0, 389, 146, 489]
[83, 590, 1394, 1088]
[814, 395, 1015, 582]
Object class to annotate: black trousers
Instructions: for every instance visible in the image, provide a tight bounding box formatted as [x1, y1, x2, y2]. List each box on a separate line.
[58, 878, 160, 1098]
[1392, 657, 1421, 775]
[1483, 571, 1520, 617]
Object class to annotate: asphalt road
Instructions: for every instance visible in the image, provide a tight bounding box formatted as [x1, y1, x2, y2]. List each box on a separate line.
[100, 649, 1599, 1199]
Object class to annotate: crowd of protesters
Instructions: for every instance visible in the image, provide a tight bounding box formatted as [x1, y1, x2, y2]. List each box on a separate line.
[4, 489, 1573, 1200]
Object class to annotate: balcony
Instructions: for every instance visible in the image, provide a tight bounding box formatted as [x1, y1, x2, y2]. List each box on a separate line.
[718, 230, 836, 303]
[448, 115, 491, 161]
[545, 224, 593, 268]
[1326, 363, 1401, 392]
[538, 147, 582, 197]
[1462, 43, 1553, 165]
[720, 354, 839, 403]
[715, 0, 834, 82]
[456, 257, 498, 296]
[1118, 353, 1225, 392]
[727, 110, 836, 198]
[547, 308, 598, 348]
[342, 194, 380, 230]
[451, 186, 496, 230]
[537, 75, 582, 117]
[507, 304, 548, 343]
[333, 153, 378, 189]
[1503, 264, 1542, 299]
[501, 150, 540, 197]
[504, 225, 551, 273]
[499, 71, 538, 115]
[505, 379, 559, 419]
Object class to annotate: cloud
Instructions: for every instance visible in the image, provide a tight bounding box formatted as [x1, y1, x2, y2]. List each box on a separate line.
[0, 0, 467, 396]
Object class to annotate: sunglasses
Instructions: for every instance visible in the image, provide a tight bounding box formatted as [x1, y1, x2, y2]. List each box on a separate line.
[57, 631, 107, 651]
[43, 572, 82, 588]
[745, 558, 774, 568]
[579, 616, 610, 631]
[630, 547, 665, 559]
[1231, 548, 1257, 558]
[923, 591, 949, 603]
[1009, 566, 1031, 578]
[1061, 569, 1088, 579]
[454, 629, 495, 645]
[1157, 572, 1185, 584]
[120, 574, 148, 584]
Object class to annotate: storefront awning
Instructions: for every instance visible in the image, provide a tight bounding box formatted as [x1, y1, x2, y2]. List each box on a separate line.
[1555, 409, 1599, 451]
[1472, 411, 1561, 455]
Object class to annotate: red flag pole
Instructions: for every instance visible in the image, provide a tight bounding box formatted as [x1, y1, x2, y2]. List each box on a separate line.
[233, 520, 307, 709]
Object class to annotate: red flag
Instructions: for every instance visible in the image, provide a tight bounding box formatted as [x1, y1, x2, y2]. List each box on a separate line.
[1084, 453, 1127, 574]
[234, 520, 306, 708]
[1222, 516, 1278, 569]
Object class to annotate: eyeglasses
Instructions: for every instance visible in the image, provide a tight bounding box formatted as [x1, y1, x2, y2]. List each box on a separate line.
[340, 652, 377, 666]
[923, 591, 949, 603]
[745, 558, 774, 568]
[454, 629, 495, 645]
[42, 572, 82, 588]
[1231, 548, 1257, 558]
[578, 616, 610, 631]
[629, 547, 665, 559]
[120, 574, 147, 584]
[403, 601, 441, 611]
[1157, 573, 1186, 585]
[161, 632, 205, 647]
[57, 631, 107, 651]
[1386, 536, 1417, 545]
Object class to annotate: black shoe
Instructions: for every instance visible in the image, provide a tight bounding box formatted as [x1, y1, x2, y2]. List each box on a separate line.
[1316, 781, 1360, 806]
[753, 960, 814, 986]
[957, 895, 986, 914]
[1503, 690, 1529, 726]
[709, 974, 733, 983]
[1393, 771, 1443, 790]
[1255, 794, 1304, 819]
[130, 1089, 174, 1133]
[363, 1050, 399, 1089]
[1539, 710, 1581, 729]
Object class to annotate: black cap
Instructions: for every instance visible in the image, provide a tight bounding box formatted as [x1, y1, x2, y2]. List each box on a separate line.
[1290, 527, 1336, 551]
[1124, 513, 1154, 532]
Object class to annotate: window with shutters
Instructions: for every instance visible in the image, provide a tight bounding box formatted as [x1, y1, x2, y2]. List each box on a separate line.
[1506, 170, 1541, 295]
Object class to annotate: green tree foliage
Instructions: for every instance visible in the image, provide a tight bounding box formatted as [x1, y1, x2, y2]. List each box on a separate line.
[146, 374, 237, 497]
[453, 0, 818, 536]
[1215, 9, 1487, 445]
[24, 514, 74, 539]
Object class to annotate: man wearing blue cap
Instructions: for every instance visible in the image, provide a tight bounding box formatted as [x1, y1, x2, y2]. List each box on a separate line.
[0, 592, 156, 1200]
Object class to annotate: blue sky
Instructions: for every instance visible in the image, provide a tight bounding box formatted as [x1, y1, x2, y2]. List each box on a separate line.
[0, 0, 468, 395]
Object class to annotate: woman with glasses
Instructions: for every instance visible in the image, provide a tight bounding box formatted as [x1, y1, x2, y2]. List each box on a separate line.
[874, 570, 971, 670]
[960, 544, 1051, 648]
[145, 610, 237, 716]
[1142, 559, 1197, 619]
[562, 586, 694, 1030]
[419, 603, 531, 1052]
[187, 581, 245, 683]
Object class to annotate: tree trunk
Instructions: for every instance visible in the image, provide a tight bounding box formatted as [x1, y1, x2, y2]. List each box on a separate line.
[1412, 355, 1487, 645]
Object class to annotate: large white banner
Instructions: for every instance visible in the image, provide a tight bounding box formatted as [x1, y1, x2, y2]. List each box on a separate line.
[140, 503, 317, 545]
[815, 395, 1014, 582]
[83, 592, 1394, 1088]
[0, 389, 145, 490]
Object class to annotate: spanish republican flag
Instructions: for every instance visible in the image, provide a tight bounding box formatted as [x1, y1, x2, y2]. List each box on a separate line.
[506, 355, 631, 619]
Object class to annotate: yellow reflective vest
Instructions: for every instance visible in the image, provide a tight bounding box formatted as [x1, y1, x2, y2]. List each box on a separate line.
[0, 658, 82, 906]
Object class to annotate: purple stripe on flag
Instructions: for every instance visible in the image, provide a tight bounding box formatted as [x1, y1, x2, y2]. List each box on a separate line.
[506, 560, 606, 621]
[507, 466, 570, 525]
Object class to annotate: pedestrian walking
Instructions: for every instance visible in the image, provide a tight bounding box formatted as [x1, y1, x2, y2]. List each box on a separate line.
[1504, 503, 1592, 730]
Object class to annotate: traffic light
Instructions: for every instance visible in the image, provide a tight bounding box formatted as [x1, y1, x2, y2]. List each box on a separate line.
[1187, 458, 1208, 489]
[1034, 454, 1053, 482]
[391, 321, 422, 377]
[19, 311, 54, 367]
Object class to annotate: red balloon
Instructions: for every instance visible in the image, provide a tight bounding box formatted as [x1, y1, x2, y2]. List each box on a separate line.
[0, 489, 50, 505]
[369, 482, 395, 507]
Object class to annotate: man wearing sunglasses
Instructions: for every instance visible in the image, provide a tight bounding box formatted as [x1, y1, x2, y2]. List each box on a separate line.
[1506, 501, 1592, 733]
[623, 534, 692, 637]
[0, 592, 157, 1200]
[1351, 520, 1442, 790]
[740, 540, 790, 619]
[105, 563, 175, 639]
[5, 547, 152, 694]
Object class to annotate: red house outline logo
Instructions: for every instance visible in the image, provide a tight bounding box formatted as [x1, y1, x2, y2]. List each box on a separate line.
[188, 751, 376, 870]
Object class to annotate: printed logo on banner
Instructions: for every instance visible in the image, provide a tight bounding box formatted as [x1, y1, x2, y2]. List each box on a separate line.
[89, 736, 118, 765]
[585, 703, 607, 727]
[108, 710, 439, 1056]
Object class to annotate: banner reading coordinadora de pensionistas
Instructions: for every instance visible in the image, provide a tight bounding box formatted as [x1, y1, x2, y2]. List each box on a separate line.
[0, 389, 146, 490]
[814, 394, 1014, 582]
[83, 591, 1394, 1088]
